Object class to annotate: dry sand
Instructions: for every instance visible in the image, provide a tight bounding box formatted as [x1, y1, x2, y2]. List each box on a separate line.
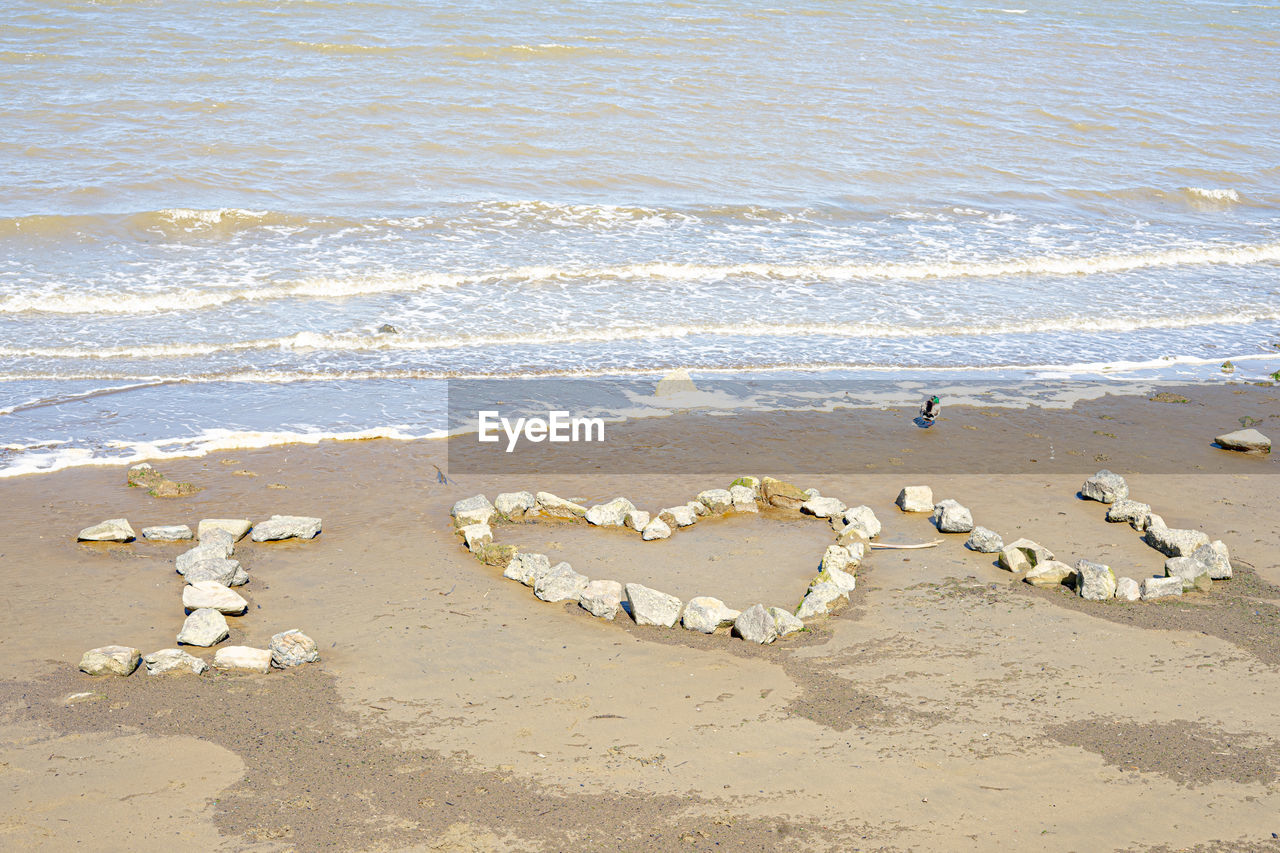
[2, 383, 1279, 851]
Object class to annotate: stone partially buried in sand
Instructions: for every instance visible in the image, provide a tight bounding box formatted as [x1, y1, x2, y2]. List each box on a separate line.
[1144, 523, 1210, 558]
[895, 486, 933, 513]
[768, 607, 804, 637]
[998, 538, 1053, 572]
[214, 646, 272, 673]
[585, 497, 636, 527]
[270, 630, 319, 667]
[535, 492, 588, 520]
[250, 514, 322, 541]
[1116, 577, 1141, 602]
[1141, 576, 1183, 601]
[1214, 428, 1271, 454]
[77, 518, 135, 542]
[177, 608, 230, 647]
[534, 563, 589, 603]
[682, 597, 741, 634]
[734, 604, 778, 644]
[144, 648, 208, 676]
[452, 494, 496, 527]
[1193, 540, 1232, 580]
[503, 552, 552, 587]
[1165, 556, 1213, 592]
[796, 582, 846, 620]
[800, 495, 847, 518]
[657, 505, 698, 528]
[197, 518, 251, 541]
[761, 477, 809, 510]
[141, 524, 193, 541]
[458, 522, 493, 551]
[79, 645, 141, 676]
[1024, 560, 1077, 588]
[185, 557, 248, 587]
[932, 499, 974, 533]
[494, 490, 536, 520]
[834, 505, 881, 539]
[1075, 560, 1117, 600]
[578, 580, 624, 620]
[641, 517, 672, 541]
[965, 526, 1003, 553]
[1105, 500, 1151, 526]
[625, 583, 683, 627]
[729, 484, 759, 512]
[177, 543, 234, 574]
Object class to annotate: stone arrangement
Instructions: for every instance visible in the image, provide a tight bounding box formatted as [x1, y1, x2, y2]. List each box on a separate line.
[77, 512, 324, 677]
[451, 476, 880, 644]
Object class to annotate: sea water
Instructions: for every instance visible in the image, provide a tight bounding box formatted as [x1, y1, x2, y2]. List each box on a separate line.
[2, 0, 1278, 474]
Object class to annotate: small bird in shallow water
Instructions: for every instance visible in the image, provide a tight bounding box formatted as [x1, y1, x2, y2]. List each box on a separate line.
[433, 464, 456, 485]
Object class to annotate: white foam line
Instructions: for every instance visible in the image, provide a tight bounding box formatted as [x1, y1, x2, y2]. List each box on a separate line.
[3, 240, 1279, 315]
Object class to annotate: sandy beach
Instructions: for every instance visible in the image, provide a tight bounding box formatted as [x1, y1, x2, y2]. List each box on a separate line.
[1, 383, 1278, 851]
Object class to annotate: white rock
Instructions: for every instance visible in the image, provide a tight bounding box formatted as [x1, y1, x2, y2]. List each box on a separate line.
[183, 581, 248, 615]
[269, 630, 319, 667]
[1081, 469, 1128, 503]
[1145, 524, 1210, 558]
[1076, 560, 1117, 600]
[459, 522, 493, 550]
[578, 580, 624, 620]
[534, 563, 589, 603]
[833, 505, 881, 539]
[535, 492, 588, 520]
[184, 558, 247, 588]
[965, 527, 1004, 553]
[685, 500, 710, 517]
[800, 496, 847, 518]
[895, 486, 934, 513]
[815, 565, 857, 594]
[77, 519, 135, 542]
[624, 583, 683, 627]
[796, 582, 845, 620]
[78, 645, 141, 676]
[1115, 577, 1141, 602]
[213, 646, 272, 673]
[623, 510, 651, 531]
[768, 607, 804, 637]
[143, 648, 207, 675]
[1215, 428, 1271, 454]
[641, 518, 672, 541]
[820, 544, 855, 575]
[658, 505, 698, 528]
[586, 497, 636, 527]
[503, 552, 552, 587]
[932, 499, 974, 533]
[1191, 540, 1231, 580]
[176, 543, 233, 574]
[177, 608, 230, 647]
[1106, 500, 1151, 526]
[1165, 556, 1213, 592]
[494, 491, 535, 519]
[197, 519, 251, 541]
[682, 597, 741, 634]
[697, 489, 734, 514]
[1141, 576, 1183, 601]
[733, 605, 778, 644]
[729, 485, 758, 512]
[141, 525, 193, 541]
[250, 514, 321, 541]
[452, 494, 496, 527]
[1024, 560, 1076, 588]
[997, 538, 1054, 572]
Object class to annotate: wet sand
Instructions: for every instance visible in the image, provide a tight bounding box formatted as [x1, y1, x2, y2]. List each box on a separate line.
[2, 383, 1279, 851]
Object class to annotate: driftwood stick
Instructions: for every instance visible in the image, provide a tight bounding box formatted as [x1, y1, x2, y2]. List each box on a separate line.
[868, 540, 943, 550]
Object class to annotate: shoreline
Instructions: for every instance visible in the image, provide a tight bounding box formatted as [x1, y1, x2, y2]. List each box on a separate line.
[1, 384, 1278, 850]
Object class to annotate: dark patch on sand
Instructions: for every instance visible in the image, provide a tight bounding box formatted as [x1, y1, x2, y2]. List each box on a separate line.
[1014, 565, 1280, 666]
[1045, 717, 1280, 788]
[2, 669, 867, 852]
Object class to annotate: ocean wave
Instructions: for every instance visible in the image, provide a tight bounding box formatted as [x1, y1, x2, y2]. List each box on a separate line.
[5, 309, 1280, 361]
[3, 239, 1280, 315]
[0, 207, 327, 242]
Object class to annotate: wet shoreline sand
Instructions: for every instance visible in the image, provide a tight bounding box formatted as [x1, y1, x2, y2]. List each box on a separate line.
[2, 383, 1279, 850]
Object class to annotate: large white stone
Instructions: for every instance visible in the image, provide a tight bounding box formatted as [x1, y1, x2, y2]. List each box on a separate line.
[1215, 429, 1271, 454]
[796, 582, 846, 620]
[1115, 577, 1141, 602]
[1081, 469, 1128, 503]
[176, 543, 233, 574]
[184, 558, 247, 588]
[533, 563, 589, 603]
[681, 597, 741, 634]
[814, 565, 857, 595]
[269, 630, 319, 667]
[250, 514, 321, 541]
[658, 505, 698, 528]
[494, 491, 536, 519]
[932, 499, 974, 533]
[965, 527, 1003, 553]
[1024, 560, 1076, 588]
[1106, 500, 1151, 526]
[534, 492, 588, 520]
[452, 495, 496, 527]
[1145, 523, 1210, 558]
[624, 510, 651, 531]
[800, 496, 847, 519]
[1141, 576, 1183, 601]
[197, 519, 251, 541]
[895, 486, 934, 513]
[641, 518, 672, 541]
[177, 608, 230, 647]
[77, 519, 135, 542]
[1075, 560, 1117, 600]
[502, 552, 552, 586]
[697, 489, 734, 514]
[141, 525, 193, 541]
[79, 645, 141, 676]
[183, 581, 248, 615]
[820, 544, 855, 575]
[833, 505, 881, 539]
[585, 497, 636, 527]
[578, 580, 624, 620]
[997, 538, 1054, 572]
[459, 522, 493, 551]
[213, 646, 272, 673]
[144, 648, 207, 675]
[729, 485, 758, 512]
[625, 583, 682, 627]
[734, 604, 778, 644]
[1165, 556, 1213, 592]
[1193, 540, 1232, 580]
